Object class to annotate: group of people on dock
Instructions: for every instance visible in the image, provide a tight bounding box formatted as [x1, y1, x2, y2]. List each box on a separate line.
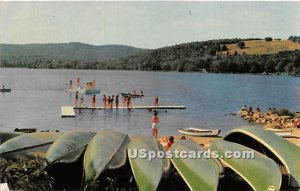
[102, 94, 120, 109]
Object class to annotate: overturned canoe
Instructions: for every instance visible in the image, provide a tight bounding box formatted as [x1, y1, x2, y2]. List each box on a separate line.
[45, 130, 95, 189]
[0, 131, 23, 144]
[0, 132, 61, 160]
[127, 136, 170, 191]
[210, 140, 282, 191]
[178, 128, 221, 137]
[170, 140, 219, 191]
[46, 130, 95, 164]
[224, 126, 300, 188]
[83, 129, 130, 186]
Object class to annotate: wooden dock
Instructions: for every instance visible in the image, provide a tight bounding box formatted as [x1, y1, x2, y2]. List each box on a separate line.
[61, 105, 186, 117]
[61, 106, 76, 118]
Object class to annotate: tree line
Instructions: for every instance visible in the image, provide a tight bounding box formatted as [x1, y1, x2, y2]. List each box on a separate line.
[1, 38, 300, 75]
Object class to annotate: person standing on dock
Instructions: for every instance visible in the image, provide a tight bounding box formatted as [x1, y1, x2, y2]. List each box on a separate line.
[108, 96, 111, 109]
[103, 95, 107, 109]
[154, 97, 159, 107]
[77, 77, 80, 87]
[111, 95, 114, 109]
[127, 95, 132, 110]
[92, 95, 96, 108]
[123, 96, 127, 107]
[115, 94, 119, 109]
[74, 91, 79, 106]
[151, 111, 159, 138]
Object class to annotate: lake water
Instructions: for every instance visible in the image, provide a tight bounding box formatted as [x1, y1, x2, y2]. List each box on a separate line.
[1, 68, 300, 136]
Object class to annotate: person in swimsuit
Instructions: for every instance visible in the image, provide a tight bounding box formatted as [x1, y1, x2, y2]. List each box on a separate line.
[115, 94, 119, 109]
[92, 94, 96, 108]
[154, 97, 159, 107]
[151, 111, 159, 138]
[103, 95, 107, 109]
[74, 91, 79, 106]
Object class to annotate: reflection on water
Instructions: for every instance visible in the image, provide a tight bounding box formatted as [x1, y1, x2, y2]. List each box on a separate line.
[1, 68, 299, 136]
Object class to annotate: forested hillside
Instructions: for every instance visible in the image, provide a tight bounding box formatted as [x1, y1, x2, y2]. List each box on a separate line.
[1, 37, 300, 75]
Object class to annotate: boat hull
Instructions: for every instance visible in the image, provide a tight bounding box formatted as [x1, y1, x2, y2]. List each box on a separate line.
[0, 88, 11, 92]
[83, 129, 130, 187]
[121, 93, 144, 98]
[178, 128, 221, 137]
[170, 140, 219, 191]
[224, 126, 300, 188]
[127, 136, 170, 191]
[265, 128, 292, 137]
[85, 89, 100, 94]
[211, 140, 282, 191]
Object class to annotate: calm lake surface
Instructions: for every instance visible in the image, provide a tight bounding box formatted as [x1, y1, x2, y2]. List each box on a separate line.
[1, 68, 300, 136]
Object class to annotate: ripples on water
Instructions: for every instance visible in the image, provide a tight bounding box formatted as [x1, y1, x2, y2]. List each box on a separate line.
[1, 68, 300, 136]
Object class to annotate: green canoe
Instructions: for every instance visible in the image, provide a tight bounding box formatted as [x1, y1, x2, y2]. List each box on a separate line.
[210, 140, 282, 191]
[0, 132, 61, 160]
[223, 126, 300, 188]
[83, 129, 130, 186]
[46, 130, 95, 164]
[170, 140, 219, 191]
[127, 136, 170, 191]
[0, 131, 23, 144]
[45, 130, 95, 189]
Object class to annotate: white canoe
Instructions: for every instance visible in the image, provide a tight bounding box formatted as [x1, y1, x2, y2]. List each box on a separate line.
[178, 128, 221, 137]
[265, 128, 292, 137]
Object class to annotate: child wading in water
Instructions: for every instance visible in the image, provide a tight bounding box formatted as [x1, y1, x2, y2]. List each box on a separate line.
[151, 111, 159, 138]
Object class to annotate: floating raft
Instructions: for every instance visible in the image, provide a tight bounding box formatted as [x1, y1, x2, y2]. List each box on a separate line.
[61, 106, 76, 118]
[61, 105, 186, 117]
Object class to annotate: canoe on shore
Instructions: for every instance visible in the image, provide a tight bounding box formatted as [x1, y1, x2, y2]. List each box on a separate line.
[83, 129, 130, 188]
[0, 88, 11, 92]
[46, 130, 96, 164]
[224, 126, 300, 188]
[265, 128, 292, 137]
[46, 130, 96, 189]
[178, 128, 221, 137]
[210, 140, 282, 191]
[127, 136, 170, 191]
[0, 132, 61, 160]
[0, 132, 23, 144]
[170, 140, 219, 191]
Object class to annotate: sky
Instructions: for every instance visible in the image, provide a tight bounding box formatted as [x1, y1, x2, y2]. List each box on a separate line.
[0, 1, 299, 49]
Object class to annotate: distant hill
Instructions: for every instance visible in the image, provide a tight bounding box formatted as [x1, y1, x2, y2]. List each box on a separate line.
[1, 38, 300, 75]
[0, 42, 148, 62]
[220, 40, 300, 55]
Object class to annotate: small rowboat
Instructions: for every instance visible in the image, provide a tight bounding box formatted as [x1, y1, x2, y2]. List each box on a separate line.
[121, 93, 144, 98]
[85, 89, 100, 94]
[0, 88, 11, 92]
[265, 128, 292, 137]
[178, 128, 221, 137]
